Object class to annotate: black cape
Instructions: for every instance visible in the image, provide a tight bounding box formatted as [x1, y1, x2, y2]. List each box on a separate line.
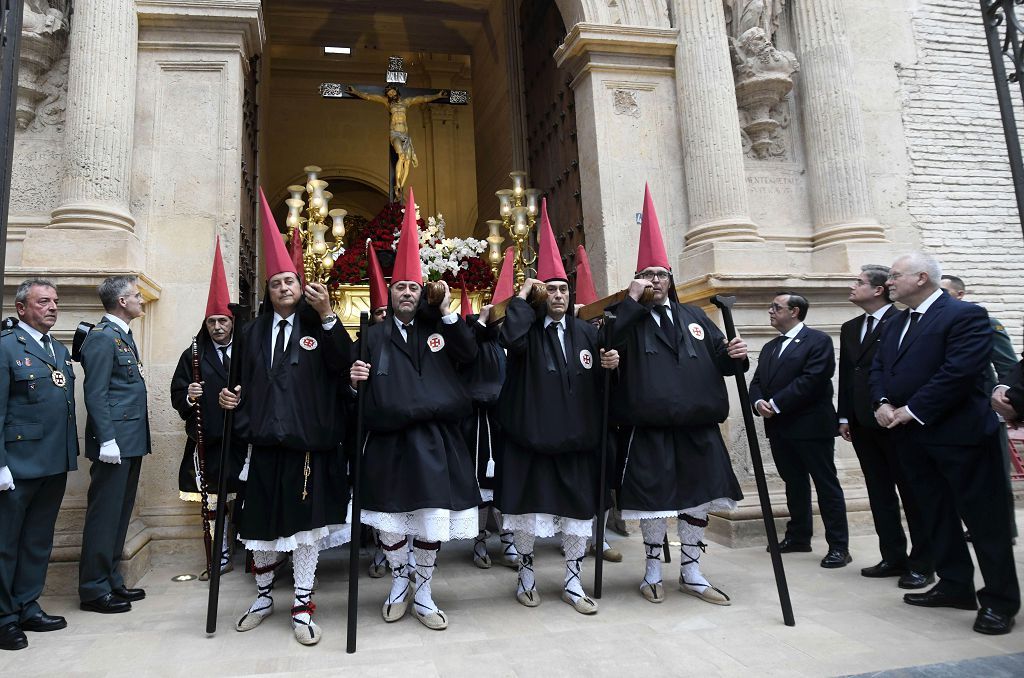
[357, 305, 481, 513]
[458, 314, 505, 493]
[169, 331, 244, 495]
[495, 298, 605, 520]
[608, 296, 743, 511]
[232, 301, 352, 542]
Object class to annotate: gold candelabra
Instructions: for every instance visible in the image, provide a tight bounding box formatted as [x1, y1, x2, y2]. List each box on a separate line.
[490, 170, 540, 292]
[284, 165, 347, 287]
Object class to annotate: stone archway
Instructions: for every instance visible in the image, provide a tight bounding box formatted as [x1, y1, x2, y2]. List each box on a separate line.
[553, 0, 671, 30]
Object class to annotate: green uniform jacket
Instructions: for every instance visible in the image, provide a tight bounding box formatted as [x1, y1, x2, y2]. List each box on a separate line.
[0, 325, 78, 478]
[81, 319, 151, 459]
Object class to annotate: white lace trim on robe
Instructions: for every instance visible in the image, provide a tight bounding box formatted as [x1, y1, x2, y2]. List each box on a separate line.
[361, 507, 478, 542]
[502, 513, 593, 538]
[621, 497, 736, 521]
[239, 523, 351, 553]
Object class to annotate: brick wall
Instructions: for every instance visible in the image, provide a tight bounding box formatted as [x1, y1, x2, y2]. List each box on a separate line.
[898, 0, 1024, 347]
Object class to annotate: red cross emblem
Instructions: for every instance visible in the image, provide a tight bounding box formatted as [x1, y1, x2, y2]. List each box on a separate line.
[688, 323, 705, 341]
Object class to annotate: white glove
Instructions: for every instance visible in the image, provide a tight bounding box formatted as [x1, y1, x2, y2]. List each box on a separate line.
[99, 439, 122, 464]
[0, 466, 14, 492]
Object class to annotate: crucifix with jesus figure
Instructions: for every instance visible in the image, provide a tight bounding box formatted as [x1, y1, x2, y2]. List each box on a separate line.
[320, 56, 469, 202]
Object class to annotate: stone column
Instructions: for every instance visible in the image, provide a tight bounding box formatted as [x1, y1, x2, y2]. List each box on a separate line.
[792, 0, 885, 248]
[49, 0, 138, 231]
[674, 0, 760, 246]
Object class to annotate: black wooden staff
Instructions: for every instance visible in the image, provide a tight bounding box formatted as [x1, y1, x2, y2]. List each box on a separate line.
[711, 294, 795, 627]
[206, 312, 245, 634]
[593, 311, 614, 598]
[346, 311, 369, 654]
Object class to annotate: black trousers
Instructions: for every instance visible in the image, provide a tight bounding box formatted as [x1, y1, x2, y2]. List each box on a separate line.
[79, 457, 143, 601]
[768, 436, 849, 549]
[850, 424, 932, 572]
[898, 433, 1020, 615]
[0, 473, 67, 625]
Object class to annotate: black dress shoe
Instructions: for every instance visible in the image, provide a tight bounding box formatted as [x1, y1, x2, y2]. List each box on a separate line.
[0, 622, 27, 651]
[770, 538, 812, 554]
[80, 593, 132, 614]
[898, 571, 935, 590]
[20, 610, 67, 632]
[974, 607, 1015, 635]
[903, 586, 977, 610]
[820, 549, 852, 568]
[111, 586, 146, 602]
[861, 560, 907, 578]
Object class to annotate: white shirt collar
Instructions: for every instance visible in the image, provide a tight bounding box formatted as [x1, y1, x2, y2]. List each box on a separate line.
[393, 316, 414, 331]
[911, 288, 944, 315]
[782, 321, 804, 339]
[272, 311, 294, 328]
[19, 322, 47, 347]
[544, 316, 565, 330]
[868, 303, 893, 321]
[104, 314, 131, 334]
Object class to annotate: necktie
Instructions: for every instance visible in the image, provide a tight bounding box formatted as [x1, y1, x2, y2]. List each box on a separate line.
[220, 346, 231, 373]
[273, 319, 288, 367]
[41, 335, 54, 360]
[862, 315, 875, 345]
[900, 311, 921, 348]
[402, 323, 413, 344]
[656, 306, 677, 347]
[547, 322, 566, 363]
[126, 329, 139, 358]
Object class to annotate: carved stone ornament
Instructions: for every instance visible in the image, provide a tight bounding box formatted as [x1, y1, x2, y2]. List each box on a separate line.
[17, 1, 71, 131]
[729, 26, 799, 160]
[613, 89, 641, 117]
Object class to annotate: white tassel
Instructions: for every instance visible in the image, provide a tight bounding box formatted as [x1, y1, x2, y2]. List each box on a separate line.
[485, 414, 495, 478]
[486, 458, 495, 478]
[238, 444, 252, 482]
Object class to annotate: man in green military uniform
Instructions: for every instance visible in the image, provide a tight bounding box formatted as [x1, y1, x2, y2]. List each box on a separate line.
[78, 275, 151, 614]
[0, 279, 78, 651]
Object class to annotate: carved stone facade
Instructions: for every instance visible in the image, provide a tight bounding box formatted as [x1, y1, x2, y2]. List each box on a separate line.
[3, 0, 1020, 584]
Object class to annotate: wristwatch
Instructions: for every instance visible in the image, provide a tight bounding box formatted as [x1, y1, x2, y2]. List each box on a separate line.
[321, 314, 338, 324]
[872, 397, 890, 411]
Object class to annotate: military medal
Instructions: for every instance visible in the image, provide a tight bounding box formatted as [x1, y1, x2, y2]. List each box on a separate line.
[24, 356, 32, 367]
[51, 370, 67, 388]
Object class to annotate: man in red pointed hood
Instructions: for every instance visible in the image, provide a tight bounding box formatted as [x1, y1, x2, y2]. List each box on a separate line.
[350, 188, 481, 632]
[219, 188, 354, 647]
[366, 241, 389, 323]
[608, 184, 748, 607]
[495, 199, 619, 616]
[170, 237, 245, 582]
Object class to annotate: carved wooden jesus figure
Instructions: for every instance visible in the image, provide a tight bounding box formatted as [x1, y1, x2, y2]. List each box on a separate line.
[346, 84, 447, 195]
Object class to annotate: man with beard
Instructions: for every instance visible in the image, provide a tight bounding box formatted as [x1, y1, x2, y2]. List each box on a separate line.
[497, 201, 618, 615]
[350, 188, 480, 631]
[220, 189, 352, 646]
[611, 186, 746, 605]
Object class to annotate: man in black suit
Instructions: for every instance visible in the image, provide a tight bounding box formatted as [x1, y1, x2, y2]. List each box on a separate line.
[872, 252, 1018, 635]
[750, 292, 850, 568]
[838, 265, 932, 588]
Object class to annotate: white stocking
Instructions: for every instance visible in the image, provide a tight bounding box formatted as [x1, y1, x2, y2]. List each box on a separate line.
[412, 540, 441, 616]
[500, 529, 519, 563]
[678, 508, 711, 592]
[291, 544, 319, 627]
[379, 531, 411, 612]
[639, 518, 667, 589]
[513, 531, 536, 593]
[561, 534, 588, 602]
[246, 550, 281, 617]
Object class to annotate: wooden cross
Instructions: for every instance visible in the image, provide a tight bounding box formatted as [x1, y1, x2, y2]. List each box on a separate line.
[320, 56, 469, 202]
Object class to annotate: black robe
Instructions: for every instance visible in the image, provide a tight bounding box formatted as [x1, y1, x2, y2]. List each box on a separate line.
[495, 298, 604, 520]
[169, 331, 245, 496]
[233, 302, 352, 542]
[458, 314, 505, 495]
[608, 296, 744, 512]
[357, 305, 481, 514]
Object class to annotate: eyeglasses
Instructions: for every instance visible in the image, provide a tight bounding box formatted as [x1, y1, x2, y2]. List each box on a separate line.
[887, 271, 905, 281]
[769, 303, 790, 312]
[638, 271, 670, 281]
